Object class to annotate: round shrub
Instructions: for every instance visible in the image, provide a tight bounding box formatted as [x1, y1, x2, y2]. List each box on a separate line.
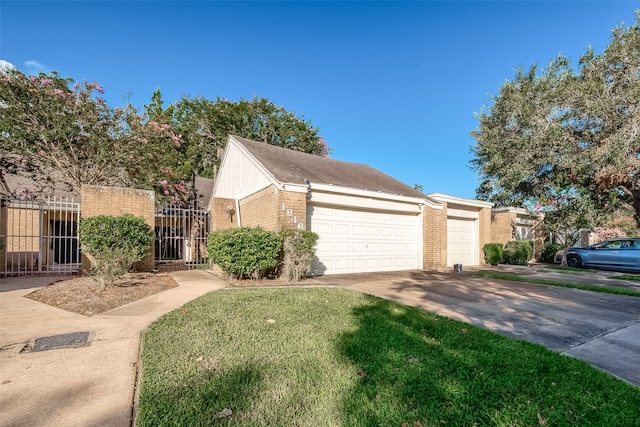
[79, 214, 154, 286]
[280, 229, 319, 281]
[483, 243, 504, 266]
[541, 242, 563, 263]
[207, 227, 282, 279]
[503, 240, 533, 265]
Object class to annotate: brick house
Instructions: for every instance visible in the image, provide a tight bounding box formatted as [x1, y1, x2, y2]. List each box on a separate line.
[210, 135, 494, 275]
[491, 207, 545, 261]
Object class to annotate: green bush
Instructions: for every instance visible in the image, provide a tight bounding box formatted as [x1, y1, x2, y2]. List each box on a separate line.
[541, 242, 563, 263]
[280, 229, 319, 281]
[483, 243, 504, 266]
[503, 240, 533, 265]
[78, 214, 154, 287]
[207, 227, 282, 279]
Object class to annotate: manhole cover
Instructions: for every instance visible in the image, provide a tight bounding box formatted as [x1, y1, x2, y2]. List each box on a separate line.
[31, 331, 91, 352]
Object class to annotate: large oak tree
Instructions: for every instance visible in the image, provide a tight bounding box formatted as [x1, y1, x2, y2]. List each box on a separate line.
[471, 12, 640, 234]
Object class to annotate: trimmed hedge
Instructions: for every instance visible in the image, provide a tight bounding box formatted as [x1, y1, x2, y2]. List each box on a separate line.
[483, 243, 504, 266]
[207, 227, 282, 279]
[78, 214, 154, 286]
[503, 240, 533, 265]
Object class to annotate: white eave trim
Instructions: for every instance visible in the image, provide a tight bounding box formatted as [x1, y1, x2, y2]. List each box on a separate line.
[492, 206, 542, 217]
[309, 182, 443, 210]
[427, 192, 493, 209]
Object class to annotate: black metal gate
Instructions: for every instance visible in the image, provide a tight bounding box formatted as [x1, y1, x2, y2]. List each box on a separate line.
[154, 204, 210, 271]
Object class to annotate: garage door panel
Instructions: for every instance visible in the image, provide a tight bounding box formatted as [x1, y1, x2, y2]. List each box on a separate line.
[309, 204, 420, 275]
[353, 242, 366, 252]
[335, 224, 349, 234]
[336, 242, 349, 252]
[353, 226, 365, 235]
[447, 218, 476, 267]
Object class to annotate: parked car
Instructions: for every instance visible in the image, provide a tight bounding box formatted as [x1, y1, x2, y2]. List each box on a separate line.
[562, 238, 640, 271]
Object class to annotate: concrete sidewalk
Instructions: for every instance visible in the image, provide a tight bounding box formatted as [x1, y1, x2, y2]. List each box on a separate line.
[0, 270, 226, 427]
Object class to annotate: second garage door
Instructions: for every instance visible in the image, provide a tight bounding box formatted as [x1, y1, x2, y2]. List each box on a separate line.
[307, 204, 420, 275]
[447, 217, 477, 267]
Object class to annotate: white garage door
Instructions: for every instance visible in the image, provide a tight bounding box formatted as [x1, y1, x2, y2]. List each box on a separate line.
[447, 218, 476, 267]
[307, 204, 420, 275]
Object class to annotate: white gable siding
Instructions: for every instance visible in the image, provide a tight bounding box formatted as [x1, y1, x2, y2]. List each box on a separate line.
[213, 141, 274, 199]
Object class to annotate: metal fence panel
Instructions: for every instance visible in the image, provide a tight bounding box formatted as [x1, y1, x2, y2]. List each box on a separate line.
[155, 204, 210, 271]
[0, 197, 80, 276]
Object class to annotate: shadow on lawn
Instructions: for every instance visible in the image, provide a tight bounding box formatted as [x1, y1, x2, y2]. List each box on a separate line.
[337, 294, 488, 426]
[136, 363, 265, 426]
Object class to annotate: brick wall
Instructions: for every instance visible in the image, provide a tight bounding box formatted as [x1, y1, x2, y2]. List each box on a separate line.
[478, 207, 492, 265]
[210, 197, 237, 230]
[278, 190, 307, 231]
[423, 204, 447, 271]
[4, 207, 39, 253]
[80, 185, 156, 271]
[239, 186, 280, 230]
[491, 211, 515, 244]
[212, 187, 308, 232]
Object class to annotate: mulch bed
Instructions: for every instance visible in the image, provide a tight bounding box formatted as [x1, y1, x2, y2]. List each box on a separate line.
[25, 273, 178, 317]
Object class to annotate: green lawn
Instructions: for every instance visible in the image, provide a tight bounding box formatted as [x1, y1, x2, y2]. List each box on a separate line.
[472, 270, 640, 298]
[136, 288, 640, 427]
[609, 274, 640, 281]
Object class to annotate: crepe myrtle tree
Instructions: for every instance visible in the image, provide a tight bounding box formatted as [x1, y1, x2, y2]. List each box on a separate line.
[0, 70, 126, 195]
[471, 12, 640, 230]
[523, 173, 614, 265]
[0, 69, 188, 203]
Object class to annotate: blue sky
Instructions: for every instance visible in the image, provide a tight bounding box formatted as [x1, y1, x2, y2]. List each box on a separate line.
[1, 1, 636, 199]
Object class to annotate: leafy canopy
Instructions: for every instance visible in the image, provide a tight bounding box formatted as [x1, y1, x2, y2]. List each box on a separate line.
[1, 70, 330, 204]
[471, 12, 640, 243]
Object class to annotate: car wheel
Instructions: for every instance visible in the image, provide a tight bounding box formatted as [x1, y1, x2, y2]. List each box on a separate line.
[567, 254, 582, 268]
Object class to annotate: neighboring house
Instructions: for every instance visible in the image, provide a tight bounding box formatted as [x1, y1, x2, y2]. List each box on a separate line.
[491, 207, 544, 260]
[427, 193, 495, 268]
[210, 135, 494, 275]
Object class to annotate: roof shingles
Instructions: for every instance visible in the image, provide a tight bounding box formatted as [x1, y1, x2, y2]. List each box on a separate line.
[233, 136, 424, 198]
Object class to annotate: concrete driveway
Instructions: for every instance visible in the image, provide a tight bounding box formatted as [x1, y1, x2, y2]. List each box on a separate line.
[309, 269, 640, 386]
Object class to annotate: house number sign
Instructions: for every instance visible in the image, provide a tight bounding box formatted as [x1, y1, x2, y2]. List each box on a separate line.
[282, 203, 305, 229]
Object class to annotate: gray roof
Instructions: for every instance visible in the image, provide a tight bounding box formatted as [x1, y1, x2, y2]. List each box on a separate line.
[2, 172, 215, 205]
[233, 136, 425, 198]
[193, 176, 215, 205]
[2, 172, 77, 199]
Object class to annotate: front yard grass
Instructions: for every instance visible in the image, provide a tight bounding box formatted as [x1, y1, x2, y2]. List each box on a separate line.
[136, 288, 640, 426]
[609, 274, 640, 281]
[472, 270, 640, 298]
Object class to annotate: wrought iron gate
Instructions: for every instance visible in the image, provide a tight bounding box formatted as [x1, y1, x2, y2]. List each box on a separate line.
[155, 204, 210, 271]
[0, 197, 80, 276]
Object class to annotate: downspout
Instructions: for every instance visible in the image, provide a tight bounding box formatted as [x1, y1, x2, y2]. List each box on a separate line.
[235, 198, 241, 227]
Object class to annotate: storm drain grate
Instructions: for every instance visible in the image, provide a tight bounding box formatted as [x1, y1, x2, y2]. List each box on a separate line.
[31, 332, 91, 352]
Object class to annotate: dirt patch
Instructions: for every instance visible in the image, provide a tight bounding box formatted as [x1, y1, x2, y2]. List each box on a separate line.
[25, 273, 178, 316]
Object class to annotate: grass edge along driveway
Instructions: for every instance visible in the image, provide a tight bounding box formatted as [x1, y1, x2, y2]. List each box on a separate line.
[471, 270, 640, 298]
[136, 288, 640, 427]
